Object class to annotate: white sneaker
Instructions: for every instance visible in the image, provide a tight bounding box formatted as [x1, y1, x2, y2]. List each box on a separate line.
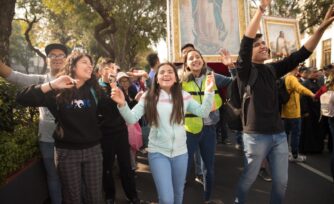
[289, 154, 306, 162]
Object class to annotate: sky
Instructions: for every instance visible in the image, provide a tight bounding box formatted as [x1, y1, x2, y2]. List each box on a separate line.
[153, 39, 168, 62]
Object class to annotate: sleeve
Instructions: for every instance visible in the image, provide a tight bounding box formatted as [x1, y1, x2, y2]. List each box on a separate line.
[186, 91, 214, 118]
[236, 36, 254, 83]
[117, 95, 145, 124]
[315, 85, 327, 100]
[7, 71, 46, 87]
[288, 76, 313, 97]
[16, 85, 52, 107]
[271, 46, 312, 78]
[214, 73, 232, 89]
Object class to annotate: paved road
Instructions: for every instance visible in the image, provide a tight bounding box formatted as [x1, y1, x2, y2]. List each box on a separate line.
[114, 141, 334, 204]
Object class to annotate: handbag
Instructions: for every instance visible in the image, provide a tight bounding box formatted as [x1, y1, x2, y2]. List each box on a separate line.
[127, 122, 143, 151]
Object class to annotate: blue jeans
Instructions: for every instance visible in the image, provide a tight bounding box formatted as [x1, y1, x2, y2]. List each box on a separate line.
[235, 132, 289, 204]
[194, 148, 204, 175]
[148, 152, 188, 204]
[187, 125, 216, 201]
[327, 118, 334, 181]
[284, 118, 301, 156]
[39, 142, 62, 204]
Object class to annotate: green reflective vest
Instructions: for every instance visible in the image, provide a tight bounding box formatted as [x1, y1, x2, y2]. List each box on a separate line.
[182, 76, 222, 134]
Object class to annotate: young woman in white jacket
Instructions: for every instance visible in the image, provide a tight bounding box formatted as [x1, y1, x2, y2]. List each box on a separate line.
[111, 62, 215, 204]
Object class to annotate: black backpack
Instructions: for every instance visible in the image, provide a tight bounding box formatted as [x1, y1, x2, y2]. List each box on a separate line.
[225, 68, 258, 131]
[277, 77, 290, 108]
[266, 66, 290, 112]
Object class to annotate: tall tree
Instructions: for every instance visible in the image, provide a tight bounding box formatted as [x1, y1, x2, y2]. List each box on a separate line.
[0, 0, 16, 64]
[15, 0, 50, 73]
[9, 21, 36, 74]
[249, 0, 332, 33]
[84, 0, 166, 69]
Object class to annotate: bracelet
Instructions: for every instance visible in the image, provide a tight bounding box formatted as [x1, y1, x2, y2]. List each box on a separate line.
[48, 81, 55, 91]
[259, 5, 266, 13]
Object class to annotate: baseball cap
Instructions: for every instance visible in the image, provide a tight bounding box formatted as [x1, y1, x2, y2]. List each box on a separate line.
[116, 72, 130, 82]
[45, 43, 68, 56]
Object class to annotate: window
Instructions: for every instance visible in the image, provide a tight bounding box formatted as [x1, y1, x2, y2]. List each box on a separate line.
[322, 39, 332, 68]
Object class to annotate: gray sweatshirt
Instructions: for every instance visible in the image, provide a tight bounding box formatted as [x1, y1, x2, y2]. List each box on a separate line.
[7, 71, 56, 143]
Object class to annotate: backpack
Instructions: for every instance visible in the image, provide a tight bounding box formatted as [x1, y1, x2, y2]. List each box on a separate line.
[277, 76, 290, 108]
[225, 68, 258, 131]
[266, 66, 290, 112]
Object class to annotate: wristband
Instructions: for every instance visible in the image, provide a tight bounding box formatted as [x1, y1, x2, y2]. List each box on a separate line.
[49, 81, 55, 91]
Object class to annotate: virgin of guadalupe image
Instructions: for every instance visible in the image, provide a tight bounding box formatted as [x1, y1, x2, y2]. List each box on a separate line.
[191, 0, 228, 54]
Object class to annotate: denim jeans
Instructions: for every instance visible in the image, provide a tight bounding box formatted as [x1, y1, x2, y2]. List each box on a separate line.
[284, 118, 301, 156]
[194, 148, 204, 175]
[327, 118, 334, 181]
[187, 125, 216, 201]
[148, 152, 188, 204]
[39, 142, 62, 204]
[235, 132, 289, 204]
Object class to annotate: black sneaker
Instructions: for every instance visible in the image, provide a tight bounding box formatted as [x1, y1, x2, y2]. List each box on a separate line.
[204, 199, 224, 204]
[258, 168, 272, 182]
[195, 175, 204, 185]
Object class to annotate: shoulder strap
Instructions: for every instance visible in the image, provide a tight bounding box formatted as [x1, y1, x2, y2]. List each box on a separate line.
[90, 87, 98, 105]
[244, 67, 258, 95]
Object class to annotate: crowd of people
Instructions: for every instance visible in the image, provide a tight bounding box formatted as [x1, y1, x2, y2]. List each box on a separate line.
[0, 0, 334, 204]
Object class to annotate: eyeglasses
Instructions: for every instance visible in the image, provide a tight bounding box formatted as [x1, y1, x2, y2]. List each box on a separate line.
[48, 54, 66, 59]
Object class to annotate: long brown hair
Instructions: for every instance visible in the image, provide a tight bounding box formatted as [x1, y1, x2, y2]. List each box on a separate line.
[56, 51, 101, 104]
[180, 49, 207, 82]
[144, 62, 184, 127]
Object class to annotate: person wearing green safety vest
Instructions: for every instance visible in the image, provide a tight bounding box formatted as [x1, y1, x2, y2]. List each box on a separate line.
[180, 49, 235, 203]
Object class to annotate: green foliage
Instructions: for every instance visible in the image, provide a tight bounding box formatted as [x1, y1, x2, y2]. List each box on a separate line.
[0, 123, 39, 186]
[0, 78, 39, 186]
[9, 21, 37, 74]
[267, 0, 332, 33]
[42, 0, 166, 69]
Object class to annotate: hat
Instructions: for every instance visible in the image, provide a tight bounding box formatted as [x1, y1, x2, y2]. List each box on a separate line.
[45, 43, 68, 56]
[116, 72, 130, 82]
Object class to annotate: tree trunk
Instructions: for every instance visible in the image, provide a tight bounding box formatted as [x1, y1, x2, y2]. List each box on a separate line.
[0, 0, 16, 65]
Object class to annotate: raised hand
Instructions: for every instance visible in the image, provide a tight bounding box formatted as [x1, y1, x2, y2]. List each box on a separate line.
[219, 48, 235, 68]
[260, 0, 271, 8]
[50, 75, 77, 90]
[134, 90, 144, 101]
[110, 82, 126, 106]
[205, 72, 215, 93]
[127, 70, 148, 79]
[319, 5, 334, 30]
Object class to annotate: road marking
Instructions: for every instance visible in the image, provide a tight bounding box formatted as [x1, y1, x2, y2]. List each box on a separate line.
[297, 162, 333, 183]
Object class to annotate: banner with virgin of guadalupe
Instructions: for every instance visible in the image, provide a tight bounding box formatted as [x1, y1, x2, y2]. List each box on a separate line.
[167, 0, 246, 62]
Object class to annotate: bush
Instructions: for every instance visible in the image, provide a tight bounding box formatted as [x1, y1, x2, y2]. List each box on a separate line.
[0, 77, 39, 186]
[0, 123, 39, 185]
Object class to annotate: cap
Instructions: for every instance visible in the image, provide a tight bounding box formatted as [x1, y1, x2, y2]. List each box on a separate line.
[45, 43, 68, 56]
[116, 72, 130, 82]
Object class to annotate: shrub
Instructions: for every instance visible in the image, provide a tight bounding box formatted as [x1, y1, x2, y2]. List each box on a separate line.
[0, 123, 39, 185]
[0, 77, 39, 186]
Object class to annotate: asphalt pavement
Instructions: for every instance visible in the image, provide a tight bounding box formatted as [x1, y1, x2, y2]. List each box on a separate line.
[113, 139, 334, 204]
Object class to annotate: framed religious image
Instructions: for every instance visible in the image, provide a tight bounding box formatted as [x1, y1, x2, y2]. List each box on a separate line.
[262, 16, 301, 59]
[168, 0, 247, 62]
